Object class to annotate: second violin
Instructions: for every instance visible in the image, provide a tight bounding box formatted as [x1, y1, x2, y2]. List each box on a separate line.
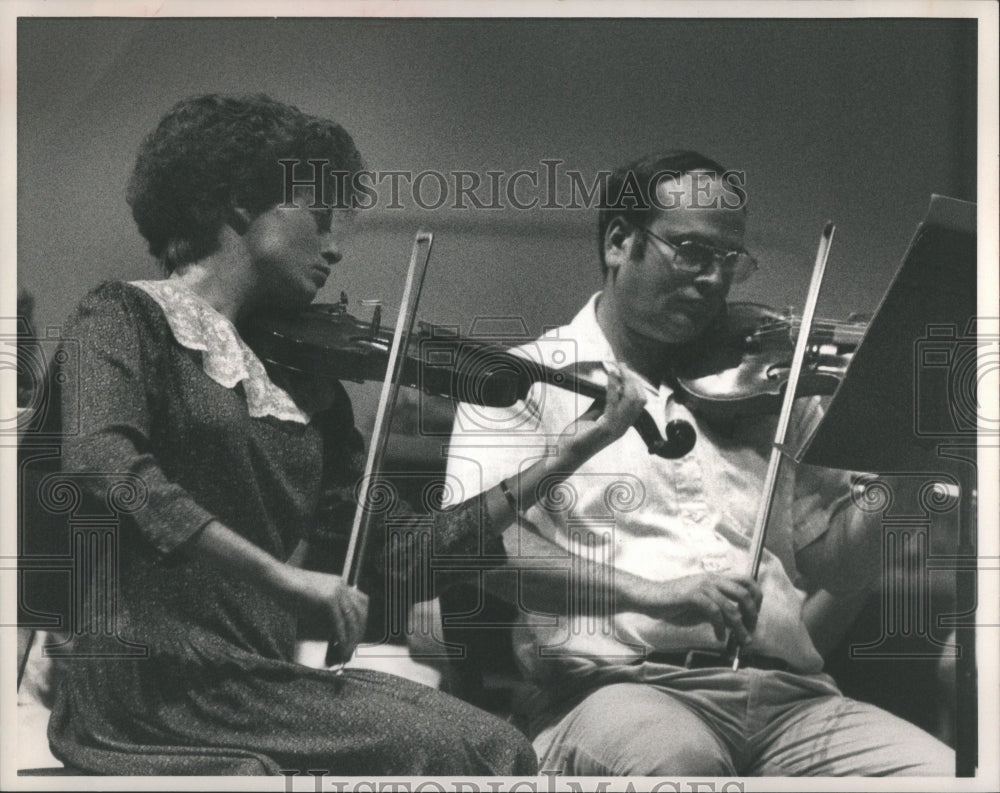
[671, 301, 867, 421]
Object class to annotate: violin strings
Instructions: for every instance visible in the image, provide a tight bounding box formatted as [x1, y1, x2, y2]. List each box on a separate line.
[753, 316, 865, 342]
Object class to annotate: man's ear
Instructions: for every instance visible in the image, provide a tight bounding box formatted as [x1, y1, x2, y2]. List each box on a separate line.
[604, 217, 637, 272]
[226, 206, 252, 235]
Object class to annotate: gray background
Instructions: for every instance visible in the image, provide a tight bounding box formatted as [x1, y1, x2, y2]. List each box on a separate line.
[18, 18, 976, 330]
[17, 17, 978, 434]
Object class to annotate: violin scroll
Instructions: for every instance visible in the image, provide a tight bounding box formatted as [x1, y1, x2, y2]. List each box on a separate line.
[632, 413, 697, 459]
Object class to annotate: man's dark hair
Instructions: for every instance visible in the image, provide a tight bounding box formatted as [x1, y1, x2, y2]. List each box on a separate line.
[127, 94, 363, 272]
[596, 150, 728, 276]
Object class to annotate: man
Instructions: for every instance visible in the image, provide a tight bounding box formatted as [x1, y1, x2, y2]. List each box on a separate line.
[445, 151, 954, 776]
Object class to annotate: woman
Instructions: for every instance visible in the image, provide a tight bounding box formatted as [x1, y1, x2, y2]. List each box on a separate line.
[46, 94, 647, 775]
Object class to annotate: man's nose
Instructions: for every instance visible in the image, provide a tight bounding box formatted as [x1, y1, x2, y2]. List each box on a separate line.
[693, 259, 728, 292]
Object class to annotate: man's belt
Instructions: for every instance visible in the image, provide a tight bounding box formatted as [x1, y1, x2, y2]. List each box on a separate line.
[644, 650, 792, 673]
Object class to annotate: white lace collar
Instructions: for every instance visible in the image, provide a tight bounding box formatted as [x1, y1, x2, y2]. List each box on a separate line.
[130, 279, 311, 425]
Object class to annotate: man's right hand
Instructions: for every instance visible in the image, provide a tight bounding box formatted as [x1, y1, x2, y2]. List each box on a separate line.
[630, 573, 763, 647]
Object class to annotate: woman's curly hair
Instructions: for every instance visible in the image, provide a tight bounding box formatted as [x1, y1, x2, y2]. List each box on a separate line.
[127, 94, 363, 272]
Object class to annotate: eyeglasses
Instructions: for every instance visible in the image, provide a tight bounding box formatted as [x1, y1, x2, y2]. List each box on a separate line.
[641, 227, 758, 284]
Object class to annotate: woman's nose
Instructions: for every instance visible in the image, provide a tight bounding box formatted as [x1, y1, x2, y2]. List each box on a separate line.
[320, 234, 343, 265]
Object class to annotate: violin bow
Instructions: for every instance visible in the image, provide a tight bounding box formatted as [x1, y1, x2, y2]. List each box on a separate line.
[327, 230, 435, 669]
[730, 221, 835, 671]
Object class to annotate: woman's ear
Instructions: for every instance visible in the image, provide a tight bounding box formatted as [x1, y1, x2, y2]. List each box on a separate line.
[604, 217, 636, 272]
[226, 206, 252, 235]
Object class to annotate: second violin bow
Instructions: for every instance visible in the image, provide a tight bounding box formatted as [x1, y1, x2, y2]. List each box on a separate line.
[730, 221, 836, 670]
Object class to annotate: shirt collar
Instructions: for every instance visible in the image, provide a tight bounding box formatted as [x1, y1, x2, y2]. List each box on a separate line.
[562, 292, 660, 394]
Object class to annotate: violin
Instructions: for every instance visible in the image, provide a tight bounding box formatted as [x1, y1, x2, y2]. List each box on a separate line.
[242, 292, 697, 459]
[669, 302, 866, 421]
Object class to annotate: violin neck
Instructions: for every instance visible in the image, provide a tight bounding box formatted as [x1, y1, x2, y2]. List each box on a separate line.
[773, 317, 865, 349]
[539, 365, 605, 401]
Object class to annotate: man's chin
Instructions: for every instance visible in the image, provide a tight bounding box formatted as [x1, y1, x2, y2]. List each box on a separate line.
[630, 317, 702, 346]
